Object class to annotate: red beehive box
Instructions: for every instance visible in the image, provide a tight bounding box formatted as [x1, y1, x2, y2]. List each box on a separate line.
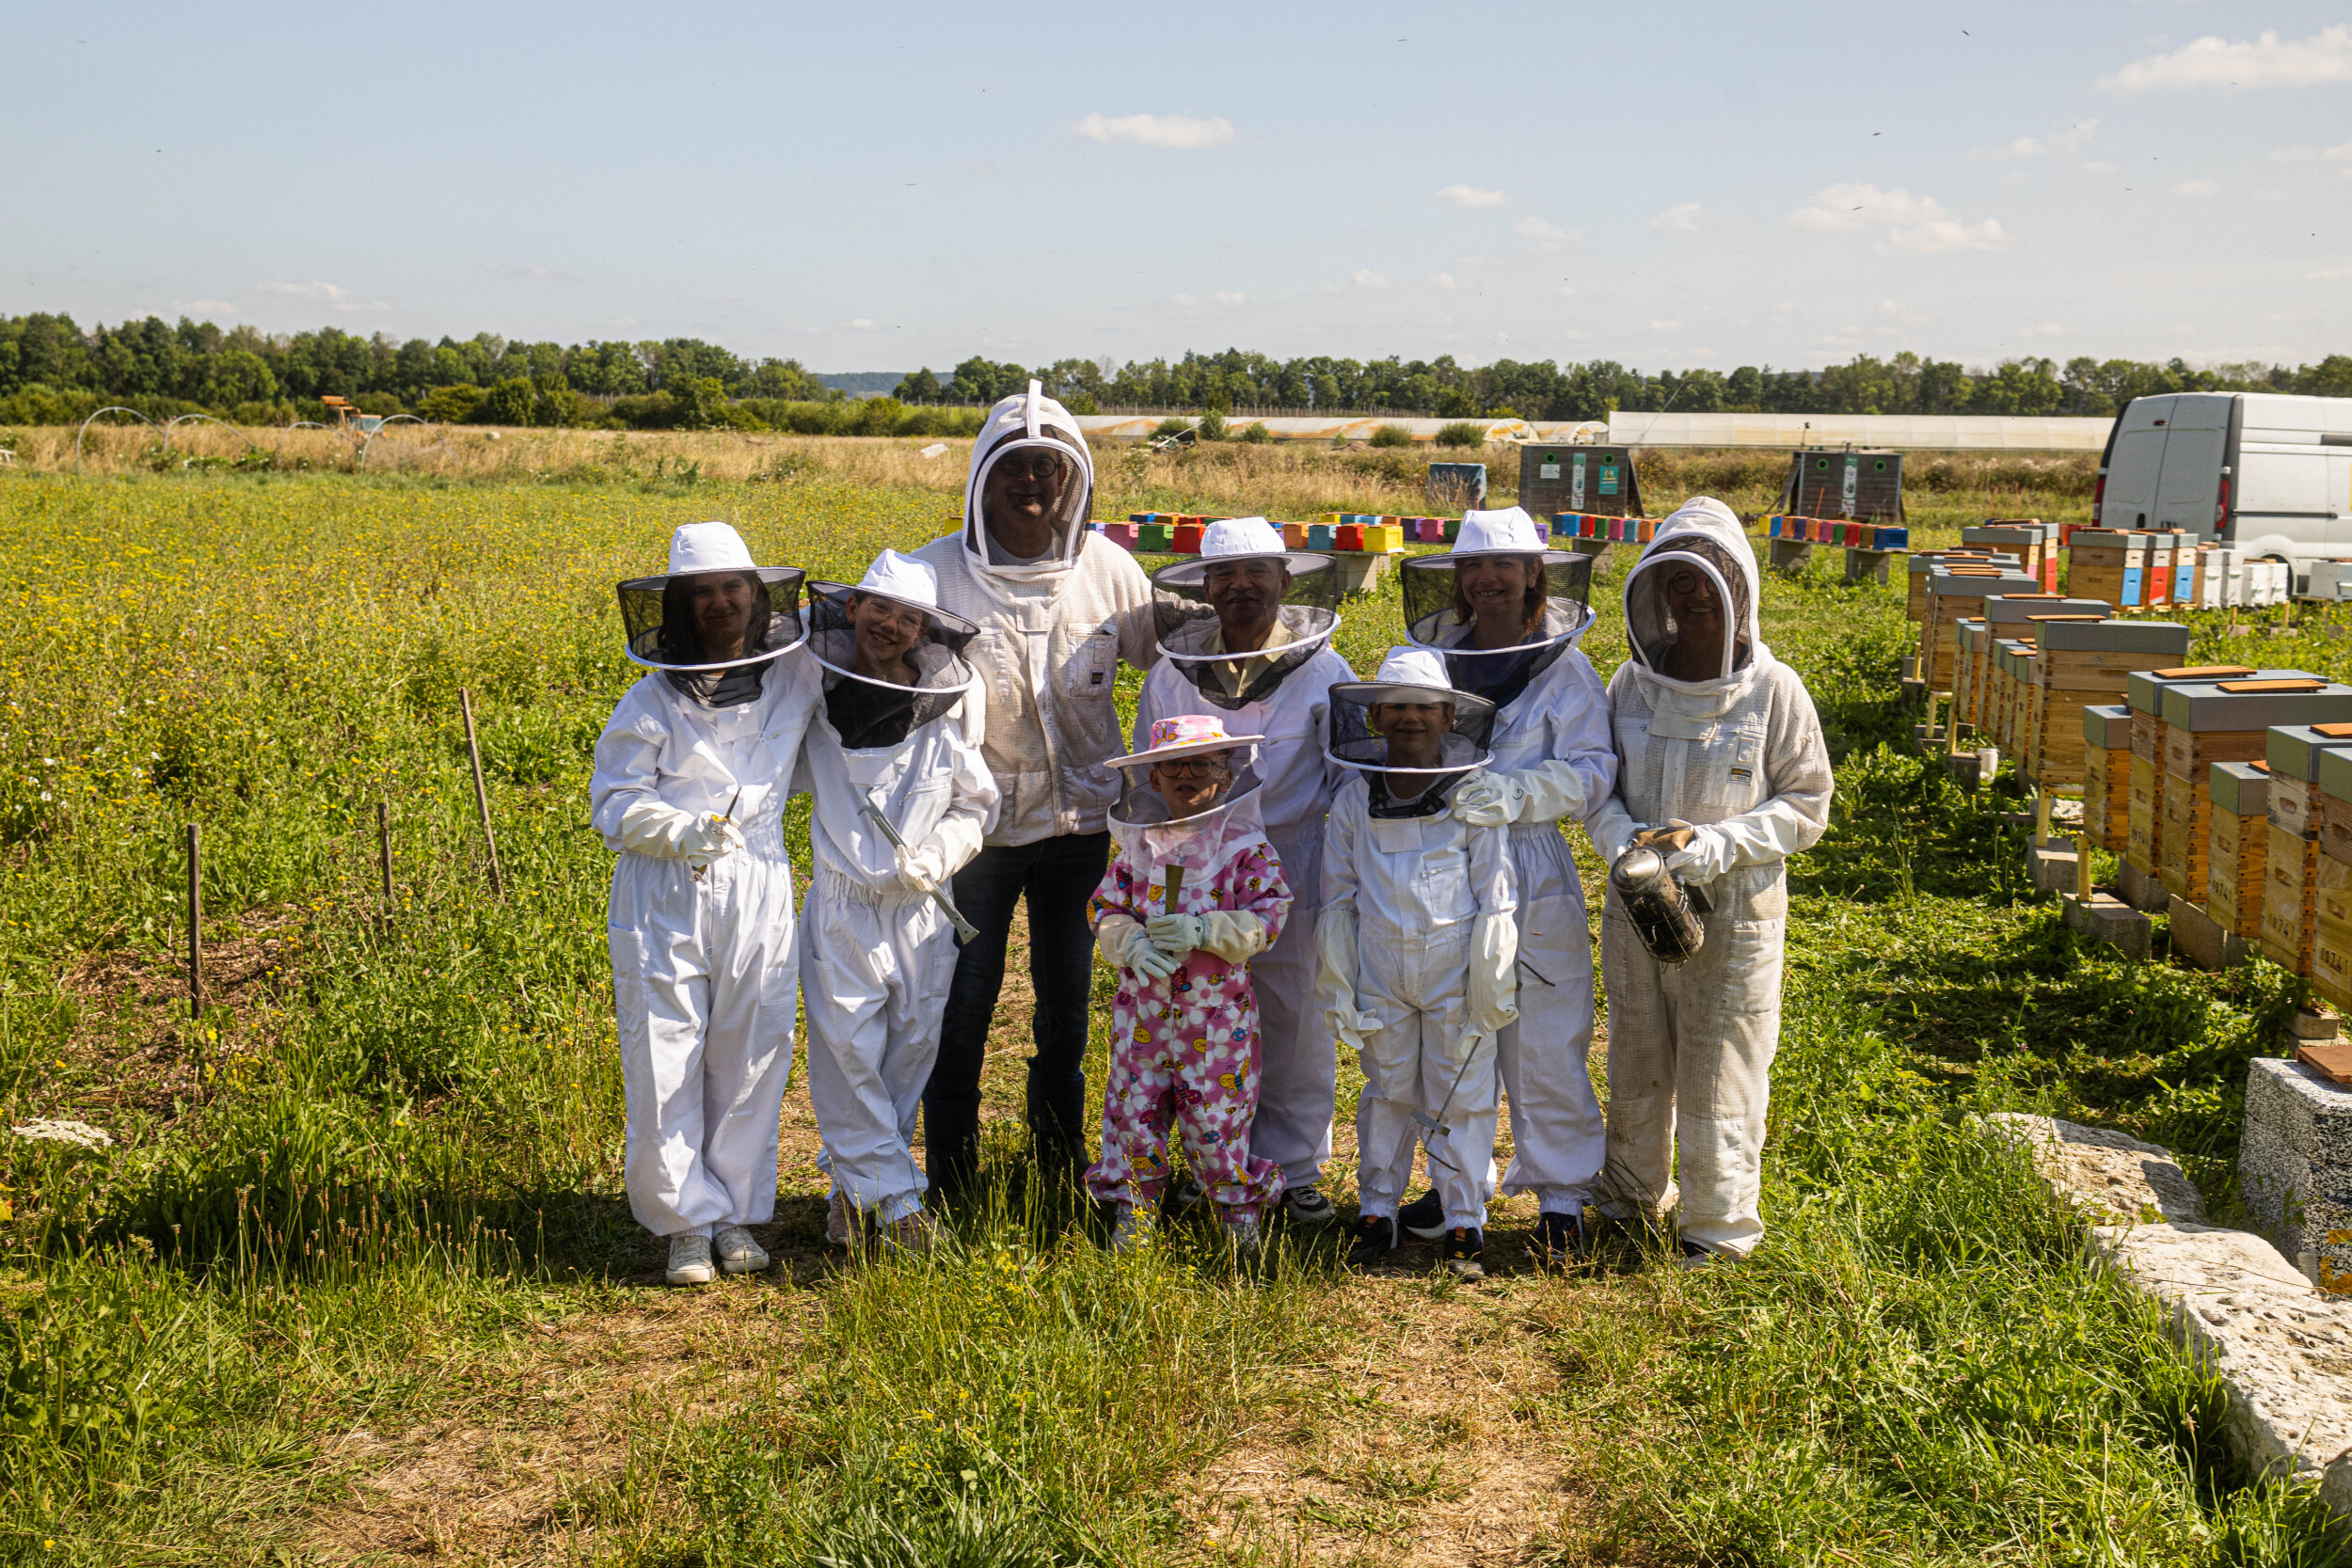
[1336, 522, 1365, 551]
[1172, 524, 1203, 553]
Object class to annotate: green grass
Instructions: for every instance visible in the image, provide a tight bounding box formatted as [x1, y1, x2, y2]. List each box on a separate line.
[0, 466, 2340, 1564]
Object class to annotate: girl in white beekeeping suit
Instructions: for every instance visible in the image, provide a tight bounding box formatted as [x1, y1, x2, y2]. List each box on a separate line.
[590, 522, 822, 1287]
[1395, 507, 1615, 1266]
[1586, 497, 1832, 1267]
[1320, 648, 1518, 1282]
[796, 550, 1000, 1256]
[1133, 516, 1356, 1227]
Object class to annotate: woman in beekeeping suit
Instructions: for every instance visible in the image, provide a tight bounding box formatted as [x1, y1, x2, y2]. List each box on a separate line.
[1398, 506, 1615, 1265]
[1133, 516, 1355, 1227]
[796, 550, 999, 1255]
[591, 521, 821, 1286]
[1585, 497, 1832, 1267]
[913, 382, 1156, 1194]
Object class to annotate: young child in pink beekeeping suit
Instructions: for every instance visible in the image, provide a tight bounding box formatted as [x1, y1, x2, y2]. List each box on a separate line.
[1085, 714, 1293, 1253]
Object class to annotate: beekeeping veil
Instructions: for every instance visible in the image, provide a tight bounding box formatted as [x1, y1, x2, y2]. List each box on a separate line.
[1401, 506, 1594, 710]
[806, 549, 980, 750]
[1152, 516, 1341, 710]
[617, 521, 807, 705]
[1104, 714, 1270, 882]
[1622, 497, 1766, 692]
[959, 379, 1096, 580]
[1326, 646, 1498, 817]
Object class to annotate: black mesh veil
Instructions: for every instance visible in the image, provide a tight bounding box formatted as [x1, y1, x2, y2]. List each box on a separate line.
[619, 566, 807, 671]
[1107, 751, 1268, 868]
[1401, 552, 1593, 707]
[805, 581, 980, 750]
[1325, 679, 1497, 815]
[1624, 538, 1755, 679]
[1152, 553, 1342, 710]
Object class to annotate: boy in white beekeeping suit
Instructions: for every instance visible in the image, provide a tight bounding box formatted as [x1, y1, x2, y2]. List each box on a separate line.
[1133, 516, 1355, 1227]
[1586, 497, 1832, 1267]
[1320, 648, 1519, 1282]
[794, 550, 1000, 1255]
[1395, 506, 1615, 1266]
[590, 522, 822, 1286]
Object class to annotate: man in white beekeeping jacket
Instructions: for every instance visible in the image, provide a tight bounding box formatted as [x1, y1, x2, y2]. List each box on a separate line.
[795, 550, 1000, 1255]
[1396, 507, 1615, 1266]
[590, 522, 822, 1286]
[1320, 648, 1519, 1281]
[914, 381, 1157, 1193]
[1586, 497, 1832, 1267]
[1133, 516, 1355, 1226]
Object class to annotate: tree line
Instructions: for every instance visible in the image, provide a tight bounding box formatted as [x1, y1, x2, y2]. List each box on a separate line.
[3, 312, 2346, 432]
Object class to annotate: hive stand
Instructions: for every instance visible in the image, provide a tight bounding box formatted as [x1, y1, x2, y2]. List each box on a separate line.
[2240, 1054, 2352, 1291]
[1845, 546, 1901, 585]
[1768, 539, 1814, 576]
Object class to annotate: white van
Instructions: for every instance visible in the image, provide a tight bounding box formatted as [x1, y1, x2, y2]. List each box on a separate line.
[2093, 392, 2352, 591]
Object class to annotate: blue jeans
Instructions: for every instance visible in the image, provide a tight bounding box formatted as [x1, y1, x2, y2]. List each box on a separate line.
[924, 831, 1108, 1185]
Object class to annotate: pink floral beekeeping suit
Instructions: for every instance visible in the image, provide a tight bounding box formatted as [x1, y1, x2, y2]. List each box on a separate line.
[1084, 806, 1292, 1216]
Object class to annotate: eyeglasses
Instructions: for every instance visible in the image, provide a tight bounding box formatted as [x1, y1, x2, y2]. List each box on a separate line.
[994, 451, 1068, 483]
[1152, 755, 1232, 779]
[1664, 569, 1717, 597]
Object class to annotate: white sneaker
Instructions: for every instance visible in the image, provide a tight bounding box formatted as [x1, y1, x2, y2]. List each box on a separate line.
[1225, 1212, 1262, 1255]
[826, 1190, 857, 1249]
[713, 1225, 769, 1275]
[665, 1232, 716, 1286]
[1109, 1204, 1157, 1253]
[1282, 1185, 1337, 1227]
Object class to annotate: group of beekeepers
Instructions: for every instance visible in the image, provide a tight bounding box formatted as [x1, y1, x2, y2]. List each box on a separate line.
[589, 381, 1833, 1287]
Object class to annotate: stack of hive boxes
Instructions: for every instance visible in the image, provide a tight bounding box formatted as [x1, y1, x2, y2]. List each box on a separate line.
[2081, 705, 2132, 851]
[1556, 514, 1659, 544]
[2157, 676, 2352, 902]
[2260, 725, 2352, 976]
[1982, 596, 2108, 754]
[2025, 618, 2186, 790]
[1963, 523, 2054, 591]
[1906, 548, 2021, 651]
[2122, 666, 2259, 883]
[1765, 517, 1908, 548]
[2314, 747, 2352, 1006]
[2206, 761, 2271, 941]
[1923, 566, 2043, 697]
[2066, 530, 2149, 609]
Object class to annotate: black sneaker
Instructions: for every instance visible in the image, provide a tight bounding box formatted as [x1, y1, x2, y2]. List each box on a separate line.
[1397, 1189, 1446, 1240]
[1346, 1212, 1398, 1268]
[1440, 1226, 1486, 1281]
[1677, 1239, 1717, 1271]
[1529, 1211, 1585, 1267]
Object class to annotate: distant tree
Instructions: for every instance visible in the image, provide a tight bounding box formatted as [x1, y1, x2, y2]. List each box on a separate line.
[1369, 424, 1413, 449]
[895, 367, 943, 404]
[476, 377, 536, 426]
[1197, 407, 1227, 441]
[419, 383, 485, 424]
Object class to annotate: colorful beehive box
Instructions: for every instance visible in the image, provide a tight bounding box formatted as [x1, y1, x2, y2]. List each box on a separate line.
[1279, 521, 1310, 548]
[2066, 529, 2149, 610]
[1441, 518, 1461, 543]
[1335, 523, 1364, 552]
[1306, 523, 1336, 550]
[1365, 523, 1404, 553]
[1171, 523, 1203, 554]
[1964, 524, 2047, 588]
[2209, 761, 2271, 940]
[2082, 705, 2133, 850]
[1102, 521, 1140, 548]
[1136, 522, 1173, 552]
[1923, 568, 2043, 693]
[2158, 676, 2352, 900]
[2124, 665, 2263, 876]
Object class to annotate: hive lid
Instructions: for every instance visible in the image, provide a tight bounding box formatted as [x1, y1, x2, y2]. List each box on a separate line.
[2126, 663, 2293, 712]
[2082, 704, 2134, 749]
[2038, 619, 2192, 655]
[2210, 759, 2271, 816]
[2216, 679, 2327, 693]
[2155, 665, 2257, 680]
[2265, 724, 2352, 781]
[2159, 679, 2352, 731]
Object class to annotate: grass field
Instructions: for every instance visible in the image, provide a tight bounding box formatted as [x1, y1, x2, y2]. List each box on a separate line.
[0, 443, 2343, 1565]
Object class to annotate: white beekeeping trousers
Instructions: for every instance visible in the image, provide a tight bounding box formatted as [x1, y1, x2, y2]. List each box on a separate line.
[610, 828, 802, 1239]
[1354, 925, 1499, 1230]
[1251, 818, 1333, 1188]
[800, 872, 955, 1222]
[1496, 821, 1604, 1211]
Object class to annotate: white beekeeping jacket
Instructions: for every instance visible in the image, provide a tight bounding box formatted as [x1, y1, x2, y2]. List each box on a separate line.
[799, 680, 1001, 890]
[589, 659, 823, 853]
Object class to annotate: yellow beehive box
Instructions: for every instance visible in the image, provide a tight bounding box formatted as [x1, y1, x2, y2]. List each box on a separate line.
[2080, 705, 2131, 851]
[2208, 762, 2270, 940]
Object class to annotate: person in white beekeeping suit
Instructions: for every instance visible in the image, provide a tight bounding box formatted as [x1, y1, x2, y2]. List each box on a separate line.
[794, 550, 1000, 1256]
[1586, 497, 1832, 1267]
[590, 521, 822, 1287]
[914, 382, 1157, 1195]
[1396, 506, 1615, 1266]
[1320, 648, 1518, 1281]
[1133, 516, 1355, 1227]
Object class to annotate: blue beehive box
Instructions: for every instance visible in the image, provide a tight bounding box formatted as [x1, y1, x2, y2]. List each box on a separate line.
[1307, 522, 1337, 550]
[2121, 566, 2144, 607]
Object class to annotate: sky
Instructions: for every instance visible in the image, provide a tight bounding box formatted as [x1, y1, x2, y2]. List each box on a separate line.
[3, 1, 2348, 376]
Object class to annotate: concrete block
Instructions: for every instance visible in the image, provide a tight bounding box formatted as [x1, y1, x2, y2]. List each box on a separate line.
[2289, 1006, 2340, 1042]
[1767, 539, 1815, 576]
[1899, 676, 1928, 707]
[2064, 891, 2153, 959]
[2168, 894, 2251, 971]
[2116, 858, 2169, 913]
[1900, 655, 1921, 682]
[1913, 721, 1947, 754]
[2030, 844, 2079, 895]
[2240, 1057, 2352, 1291]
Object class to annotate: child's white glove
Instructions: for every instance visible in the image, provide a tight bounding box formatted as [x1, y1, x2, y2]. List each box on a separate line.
[892, 840, 946, 895]
[1098, 916, 1179, 982]
[1145, 912, 1204, 958]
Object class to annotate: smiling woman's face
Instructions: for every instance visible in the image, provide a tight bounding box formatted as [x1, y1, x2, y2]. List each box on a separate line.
[848, 593, 926, 679]
[1456, 553, 1540, 647]
[686, 573, 757, 661]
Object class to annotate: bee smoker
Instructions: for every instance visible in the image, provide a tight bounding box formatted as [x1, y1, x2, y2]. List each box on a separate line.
[1609, 844, 1711, 964]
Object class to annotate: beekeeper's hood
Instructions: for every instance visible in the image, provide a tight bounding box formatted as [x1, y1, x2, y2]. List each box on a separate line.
[617, 520, 807, 672]
[1152, 515, 1342, 710]
[959, 379, 1096, 581]
[1105, 714, 1269, 877]
[1401, 505, 1595, 709]
[807, 549, 980, 749]
[1621, 496, 1771, 697]
[1325, 645, 1497, 810]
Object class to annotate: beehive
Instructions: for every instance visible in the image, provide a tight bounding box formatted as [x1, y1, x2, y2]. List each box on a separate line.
[1923, 568, 2043, 692]
[2314, 748, 2352, 1002]
[2081, 705, 2132, 851]
[2208, 761, 2271, 940]
[2158, 677, 2352, 899]
[2066, 530, 2149, 610]
[1995, 640, 2036, 748]
[2024, 621, 2190, 794]
[1964, 525, 2049, 589]
[1906, 548, 2021, 631]
[1954, 620, 1990, 729]
[2012, 612, 2114, 777]
[1971, 594, 2062, 727]
[2124, 666, 2264, 876]
[1782, 449, 1902, 522]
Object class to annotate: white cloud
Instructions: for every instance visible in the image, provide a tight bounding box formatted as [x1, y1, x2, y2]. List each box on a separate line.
[2082, 160, 2120, 174]
[2311, 266, 2352, 280]
[1651, 320, 1683, 332]
[1071, 112, 1234, 149]
[478, 260, 578, 282]
[1427, 273, 1461, 290]
[2272, 141, 2352, 162]
[1351, 268, 1390, 289]
[1787, 183, 2006, 252]
[1877, 299, 1926, 324]
[1557, 284, 1579, 296]
[1434, 183, 1506, 210]
[2100, 25, 2352, 92]
[1977, 119, 2098, 160]
[1513, 215, 1573, 249]
[2017, 323, 2069, 339]
[1168, 292, 1246, 310]
[181, 299, 237, 316]
[844, 318, 877, 330]
[260, 278, 392, 312]
[2175, 178, 2221, 197]
[1648, 201, 1705, 232]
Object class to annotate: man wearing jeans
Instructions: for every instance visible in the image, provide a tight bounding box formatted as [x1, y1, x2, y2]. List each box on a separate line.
[914, 381, 1156, 1193]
